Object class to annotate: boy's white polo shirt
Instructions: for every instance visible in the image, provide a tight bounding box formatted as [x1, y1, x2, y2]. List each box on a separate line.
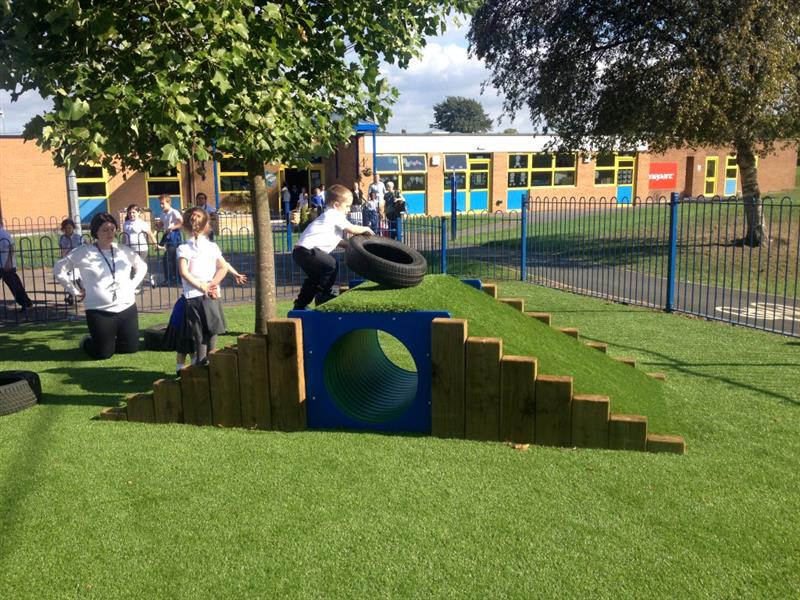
[296, 208, 349, 254]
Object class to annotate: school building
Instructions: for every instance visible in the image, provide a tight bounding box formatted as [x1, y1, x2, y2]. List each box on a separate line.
[0, 131, 796, 228]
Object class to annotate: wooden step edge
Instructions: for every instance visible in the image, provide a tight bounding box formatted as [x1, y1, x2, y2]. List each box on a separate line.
[557, 327, 579, 339]
[585, 341, 608, 353]
[525, 311, 552, 326]
[646, 434, 685, 455]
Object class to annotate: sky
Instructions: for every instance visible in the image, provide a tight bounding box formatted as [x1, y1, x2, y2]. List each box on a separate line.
[0, 16, 534, 136]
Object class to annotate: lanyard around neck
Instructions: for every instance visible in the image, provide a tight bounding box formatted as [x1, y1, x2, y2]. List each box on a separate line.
[95, 243, 116, 281]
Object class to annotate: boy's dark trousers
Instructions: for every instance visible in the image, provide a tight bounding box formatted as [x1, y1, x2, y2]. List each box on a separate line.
[292, 246, 338, 309]
[1, 268, 33, 308]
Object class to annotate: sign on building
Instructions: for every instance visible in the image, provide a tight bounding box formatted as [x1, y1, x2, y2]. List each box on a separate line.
[648, 162, 678, 190]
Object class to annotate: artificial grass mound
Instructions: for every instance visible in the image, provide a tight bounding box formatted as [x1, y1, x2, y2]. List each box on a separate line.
[320, 275, 672, 431]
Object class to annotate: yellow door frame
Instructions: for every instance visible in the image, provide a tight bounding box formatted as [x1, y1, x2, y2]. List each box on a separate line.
[704, 157, 718, 196]
[467, 158, 491, 211]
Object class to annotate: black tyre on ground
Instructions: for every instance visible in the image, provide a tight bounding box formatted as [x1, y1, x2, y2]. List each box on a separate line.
[0, 370, 41, 416]
[345, 235, 427, 288]
[143, 323, 169, 351]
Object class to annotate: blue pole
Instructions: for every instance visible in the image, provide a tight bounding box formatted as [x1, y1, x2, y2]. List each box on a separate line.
[450, 174, 457, 240]
[666, 192, 679, 312]
[520, 192, 528, 281]
[440, 216, 447, 274]
[371, 130, 377, 177]
[397, 214, 404, 243]
[287, 217, 293, 251]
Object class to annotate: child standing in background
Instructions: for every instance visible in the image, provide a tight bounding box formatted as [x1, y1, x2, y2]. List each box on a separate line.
[123, 204, 158, 291]
[176, 207, 245, 366]
[58, 219, 83, 305]
[158, 194, 183, 285]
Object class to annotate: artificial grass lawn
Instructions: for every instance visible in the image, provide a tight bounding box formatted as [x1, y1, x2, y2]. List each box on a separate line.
[1, 284, 799, 598]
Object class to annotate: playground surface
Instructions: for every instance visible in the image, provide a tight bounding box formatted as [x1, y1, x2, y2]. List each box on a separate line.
[0, 281, 798, 598]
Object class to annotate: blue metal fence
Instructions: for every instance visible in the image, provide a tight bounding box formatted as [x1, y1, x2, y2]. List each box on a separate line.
[3, 197, 798, 336]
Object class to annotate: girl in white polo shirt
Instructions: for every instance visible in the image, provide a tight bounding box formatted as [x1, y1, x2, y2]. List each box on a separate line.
[291, 183, 374, 310]
[177, 207, 243, 365]
[123, 204, 158, 290]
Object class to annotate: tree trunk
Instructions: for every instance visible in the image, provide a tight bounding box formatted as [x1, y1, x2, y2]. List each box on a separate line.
[248, 157, 278, 334]
[735, 142, 765, 247]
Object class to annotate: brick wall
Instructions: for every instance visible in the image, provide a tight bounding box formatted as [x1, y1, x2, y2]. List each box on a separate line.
[0, 137, 68, 226]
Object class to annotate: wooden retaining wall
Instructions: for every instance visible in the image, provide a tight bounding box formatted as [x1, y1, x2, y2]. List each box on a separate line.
[101, 283, 684, 455]
[102, 318, 306, 432]
[430, 305, 685, 454]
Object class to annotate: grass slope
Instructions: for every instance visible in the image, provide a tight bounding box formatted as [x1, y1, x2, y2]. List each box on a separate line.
[0, 288, 798, 598]
[320, 275, 669, 431]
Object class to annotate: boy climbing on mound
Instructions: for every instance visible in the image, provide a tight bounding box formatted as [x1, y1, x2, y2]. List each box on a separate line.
[292, 183, 374, 310]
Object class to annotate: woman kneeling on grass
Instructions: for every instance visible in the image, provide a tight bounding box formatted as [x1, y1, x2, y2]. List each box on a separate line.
[175, 207, 246, 367]
[54, 212, 147, 359]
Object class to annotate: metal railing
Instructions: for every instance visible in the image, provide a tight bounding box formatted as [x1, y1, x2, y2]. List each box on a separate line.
[3, 197, 798, 337]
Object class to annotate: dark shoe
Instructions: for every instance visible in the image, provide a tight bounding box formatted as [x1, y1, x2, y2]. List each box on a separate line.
[65, 294, 74, 306]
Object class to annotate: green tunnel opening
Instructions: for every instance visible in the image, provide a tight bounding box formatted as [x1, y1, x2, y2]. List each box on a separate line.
[323, 329, 419, 424]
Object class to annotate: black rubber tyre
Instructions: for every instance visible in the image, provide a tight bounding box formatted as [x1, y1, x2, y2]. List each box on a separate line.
[0, 370, 41, 400]
[345, 235, 427, 288]
[143, 323, 169, 351]
[0, 370, 41, 416]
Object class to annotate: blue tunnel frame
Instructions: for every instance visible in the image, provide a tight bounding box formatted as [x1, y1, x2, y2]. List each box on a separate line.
[287, 310, 450, 433]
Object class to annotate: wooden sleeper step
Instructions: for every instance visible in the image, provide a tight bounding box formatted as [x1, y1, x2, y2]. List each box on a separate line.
[481, 283, 498, 298]
[525, 311, 552, 326]
[585, 341, 608, 353]
[647, 434, 685, 454]
[499, 297, 524, 312]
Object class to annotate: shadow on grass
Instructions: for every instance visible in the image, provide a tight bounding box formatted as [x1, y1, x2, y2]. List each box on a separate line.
[584, 336, 800, 407]
[43, 366, 166, 407]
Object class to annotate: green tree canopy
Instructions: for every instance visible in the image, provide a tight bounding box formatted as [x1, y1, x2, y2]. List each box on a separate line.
[431, 96, 493, 132]
[470, 0, 800, 245]
[0, 0, 473, 331]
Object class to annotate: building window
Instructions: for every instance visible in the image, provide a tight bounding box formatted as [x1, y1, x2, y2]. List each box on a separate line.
[376, 155, 400, 173]
[594, 153, 616, 185]
[444, 171, 467, 190]
[444, 154, 468, 171]
[594, 152, 635, 186]
[508, 152, 578, 187]
[401, 174, 426, 191]
[146, 166, 181, 199]
[401, 155, 426, 172]
[376, 154, 428, 196]
[75, 164, 107, 199]
[218, 157, 250, 193]
[508, 171, 528, 188]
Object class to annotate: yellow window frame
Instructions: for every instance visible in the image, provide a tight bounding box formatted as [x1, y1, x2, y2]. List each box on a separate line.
[529, 152, 577, 188]
[398, 155, 427, 195]
[704, 157, 719, 195]
[400, 154, 427, 174]
[507, 154, 530, 189]
[146, 166, 182, 201]
[468, 159, 491, 193]
[444, 154, 469, 192]
[594, 153, 636, 186]
[75, 163, 109, 199]
[217, 155, 249, 195]
[724, 154, 758, 192]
